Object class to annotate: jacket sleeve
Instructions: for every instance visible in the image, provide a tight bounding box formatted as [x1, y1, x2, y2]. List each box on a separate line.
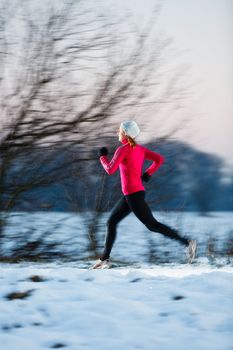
[100, 146, 126, 175]
[144, 148, 165, 176]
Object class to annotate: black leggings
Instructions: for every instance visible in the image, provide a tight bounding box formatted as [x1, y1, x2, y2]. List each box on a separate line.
[101, 190, 189, 261]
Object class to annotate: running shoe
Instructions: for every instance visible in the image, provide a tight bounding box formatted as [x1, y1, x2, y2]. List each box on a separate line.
[91, 258, 111, 269]
[186, 240, 197, 263]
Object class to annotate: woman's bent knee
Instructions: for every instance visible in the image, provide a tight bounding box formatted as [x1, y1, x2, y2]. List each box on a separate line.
[145, 220, 160, 232]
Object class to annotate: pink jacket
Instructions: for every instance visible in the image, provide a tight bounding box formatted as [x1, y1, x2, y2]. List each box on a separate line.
[100, 140, 165, 195]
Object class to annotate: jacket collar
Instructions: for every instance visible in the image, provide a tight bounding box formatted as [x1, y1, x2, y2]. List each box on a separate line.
[121, 138, 128, 145]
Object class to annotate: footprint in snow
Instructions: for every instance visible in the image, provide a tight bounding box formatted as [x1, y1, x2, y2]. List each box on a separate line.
[129, 278, 143, 283]
[172, 295, 186, 300]
[28, 275, 47, 282]
[50, 343, 67, 348]
[5, 289, 34, 300]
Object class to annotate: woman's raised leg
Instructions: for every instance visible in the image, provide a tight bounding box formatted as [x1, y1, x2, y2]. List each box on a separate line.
[126, 191, 189, 246]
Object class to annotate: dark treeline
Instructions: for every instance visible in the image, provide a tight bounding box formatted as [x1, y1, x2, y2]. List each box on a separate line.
[1, 140, 232, 214]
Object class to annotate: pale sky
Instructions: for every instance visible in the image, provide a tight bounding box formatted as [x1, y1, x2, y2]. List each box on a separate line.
[101, 0, 233, 168]
[159, 0, 233, 168]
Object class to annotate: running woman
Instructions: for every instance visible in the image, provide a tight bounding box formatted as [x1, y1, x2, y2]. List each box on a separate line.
[92, 121, 196, 268]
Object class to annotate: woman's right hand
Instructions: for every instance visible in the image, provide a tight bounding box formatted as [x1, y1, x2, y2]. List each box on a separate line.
[99, 147, 108, 157]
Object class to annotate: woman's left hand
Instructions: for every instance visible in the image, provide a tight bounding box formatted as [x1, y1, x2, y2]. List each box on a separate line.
[141, 172, 151, 182]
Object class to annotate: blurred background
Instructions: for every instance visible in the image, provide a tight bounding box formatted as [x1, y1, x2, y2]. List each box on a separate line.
[0, 0, 232, 264]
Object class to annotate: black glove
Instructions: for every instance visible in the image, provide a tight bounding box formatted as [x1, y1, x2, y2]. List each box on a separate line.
[99, 147, 108, 157]
[141, 172, 151, 182]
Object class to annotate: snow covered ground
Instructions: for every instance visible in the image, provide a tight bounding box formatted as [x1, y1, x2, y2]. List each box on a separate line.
[0, 262, 233, 350]
[1, 211, 233, 349]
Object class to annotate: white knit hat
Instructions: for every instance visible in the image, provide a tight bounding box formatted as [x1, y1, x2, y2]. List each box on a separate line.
[120, 120, 140, 139]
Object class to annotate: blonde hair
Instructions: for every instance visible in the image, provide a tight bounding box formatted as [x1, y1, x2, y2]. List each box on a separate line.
[127, 136, 137, 148]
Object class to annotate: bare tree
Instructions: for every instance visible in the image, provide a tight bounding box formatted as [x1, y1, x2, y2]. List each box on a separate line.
[0, 0, 192, 260]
